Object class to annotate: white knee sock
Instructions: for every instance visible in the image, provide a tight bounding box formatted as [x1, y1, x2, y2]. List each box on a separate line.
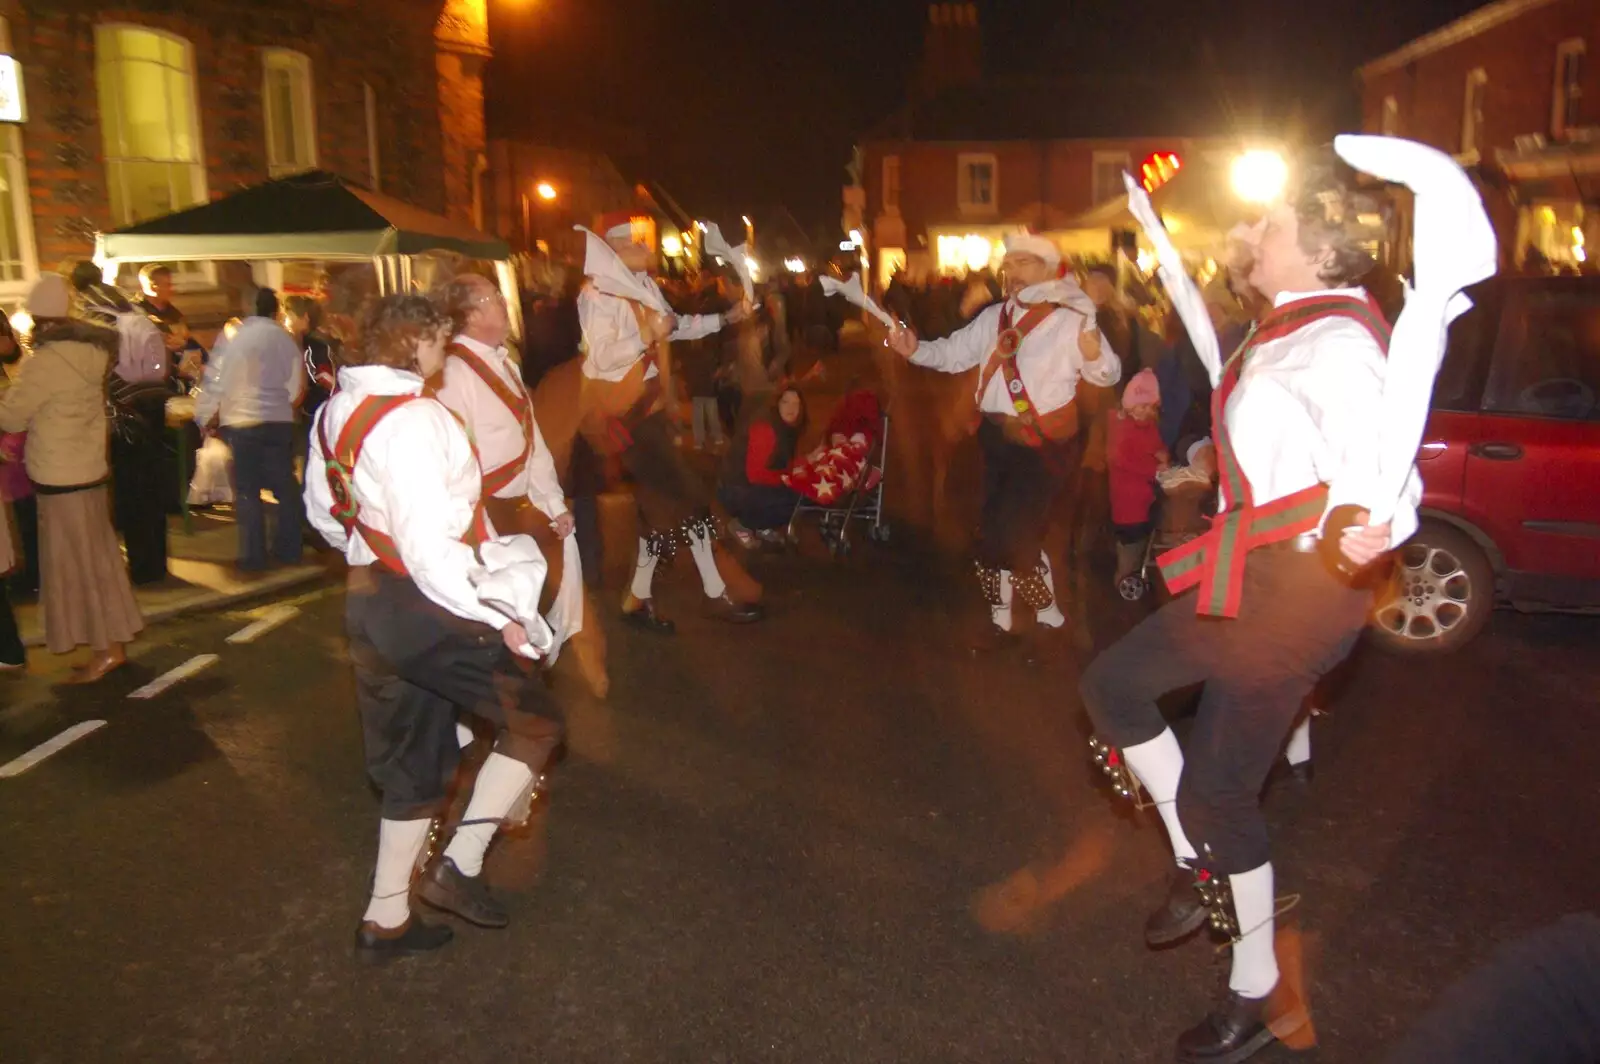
[363, 817, 431, 928]
[1284, 717, 1312, 767]
[993, 570, 1014, 631]
[1227, 862, 1280, 999]
[442, 752, 535, 878]
[630, 537, 658, 601]
[1035, 550, 1065, 628]
[1121, 729, 1198, 864]
[688, 531, 727, 599]
[455, 721, 474, 749]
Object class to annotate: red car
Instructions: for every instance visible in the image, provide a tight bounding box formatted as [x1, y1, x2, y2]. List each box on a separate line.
[1372, 275, 1600, 654]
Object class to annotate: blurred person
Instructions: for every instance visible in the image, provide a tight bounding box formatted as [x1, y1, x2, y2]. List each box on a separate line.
[1079, 153, 1427, 1062]
[576, 215, 759, 630]
[888, 234, 1120, 652]
[194, 288, 305, 572]
[1, 315, 38, 599]
[0, 483, 17, 672]
[428, 273, 600, 697]
[71, 262, 171, 586]
[1107, 369, 1169, 585]
[0, 275, 143, 682]
[285, 294, 336, 427]
[306, 295, 561, 961]
[720, 385, 806, 546]
[135, 264, 205, 381]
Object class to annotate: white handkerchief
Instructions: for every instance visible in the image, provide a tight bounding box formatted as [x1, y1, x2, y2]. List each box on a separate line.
[702, 223, 756, 306]
[575, 226, 668, 313]
[818, 274, 896, 328]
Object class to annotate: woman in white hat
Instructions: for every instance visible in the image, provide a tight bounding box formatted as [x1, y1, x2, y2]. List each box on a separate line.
[0, 274, 143, 682]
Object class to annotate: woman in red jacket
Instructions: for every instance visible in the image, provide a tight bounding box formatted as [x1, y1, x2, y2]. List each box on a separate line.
[720, 386, 807, 546]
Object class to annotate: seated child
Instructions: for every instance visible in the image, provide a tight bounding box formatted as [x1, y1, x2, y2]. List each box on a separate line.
[1107, 369, 1169, 584]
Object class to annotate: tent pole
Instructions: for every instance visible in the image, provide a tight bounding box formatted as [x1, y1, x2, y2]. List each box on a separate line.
[495, 259, 523, 344]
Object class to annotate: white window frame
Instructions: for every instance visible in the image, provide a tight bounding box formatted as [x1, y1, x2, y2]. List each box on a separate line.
[363, 81, 381, 191]
[262, 48, 318, 178]
[0, 18, 37, 300]
[882, 154, 900, 212]
[1461, 69, 1488, 160]
[1092, 150, 1131, 206]
[956, 152, 997, 216]
[1381, 95, 1400, 136]
[1553, 38, 1586, 138]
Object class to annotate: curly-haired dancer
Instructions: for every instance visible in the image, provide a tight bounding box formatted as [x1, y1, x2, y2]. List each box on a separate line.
[1080, 143, 1494, 1063]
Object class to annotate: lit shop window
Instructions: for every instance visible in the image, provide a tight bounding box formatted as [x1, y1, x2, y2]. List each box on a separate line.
[95, 25, 208, 225]
[0, 125, 37, 286]
[264, 49, 317, 177]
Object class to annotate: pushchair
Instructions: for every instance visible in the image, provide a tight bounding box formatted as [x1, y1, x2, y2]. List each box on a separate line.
[786, 412, 892, 559]
[1117, 468, 1216, 601]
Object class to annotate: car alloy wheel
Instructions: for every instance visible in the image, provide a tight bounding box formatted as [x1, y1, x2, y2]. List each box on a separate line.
[1370, 522, 1494, 655]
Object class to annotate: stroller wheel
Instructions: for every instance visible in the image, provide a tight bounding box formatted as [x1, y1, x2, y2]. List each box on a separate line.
[1117, 575, 1148, 601]
[869, 522, 891, 544]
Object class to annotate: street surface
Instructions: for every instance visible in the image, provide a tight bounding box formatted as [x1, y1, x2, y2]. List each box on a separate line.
[2, 336, 1597, 1063]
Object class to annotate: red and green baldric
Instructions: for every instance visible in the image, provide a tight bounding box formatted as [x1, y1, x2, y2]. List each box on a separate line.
[1157, 294, 1390, 618]
[319, 395, 490, 575]
[971, 301, 1080, 447]
[426, 343, 537, 497]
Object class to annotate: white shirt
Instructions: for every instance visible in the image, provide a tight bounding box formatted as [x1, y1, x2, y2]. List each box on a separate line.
[430, 334, 568, 517]
[193, 316, 306, 428]
[578, 275, 725, 382]
[909, 279, 1122, 415]
[1221, 287, 1422, 547]
[305, 365, 509, 631]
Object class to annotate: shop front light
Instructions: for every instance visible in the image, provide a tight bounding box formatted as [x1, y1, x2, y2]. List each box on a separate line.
[1230, 150, 1288, 205]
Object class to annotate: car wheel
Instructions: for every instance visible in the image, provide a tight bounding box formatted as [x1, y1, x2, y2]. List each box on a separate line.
[1369, 522, 1495, 655]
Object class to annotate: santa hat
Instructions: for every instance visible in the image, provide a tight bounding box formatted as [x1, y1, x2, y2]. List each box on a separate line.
[1003, 232, 1061, 268]
[598, 211, 636, 243]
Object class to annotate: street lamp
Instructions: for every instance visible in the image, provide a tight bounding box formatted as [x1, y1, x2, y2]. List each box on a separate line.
[535, 181, 557, 201]
[1230, 150, 1288, 204]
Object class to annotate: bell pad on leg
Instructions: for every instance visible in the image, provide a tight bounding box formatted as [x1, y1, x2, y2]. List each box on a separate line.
[1088, 736, 1154, 809]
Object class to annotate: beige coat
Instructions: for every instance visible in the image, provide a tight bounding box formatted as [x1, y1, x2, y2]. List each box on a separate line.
[0, 320, 115, 488]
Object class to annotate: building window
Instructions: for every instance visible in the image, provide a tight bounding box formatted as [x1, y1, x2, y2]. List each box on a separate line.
[0, 125, 37, 287]
[882, 155, 901, 211]
[363, 82, 381, 191]
[1554, 39, 1585, 137]
[1461, 69, 1488, 158]
[95, 25, 207, 226]
[1381, 95, 1400, 136]
[1092, 151, 1131, 206]
[957, 153, 996, 214]
[264, 49, 317, 177]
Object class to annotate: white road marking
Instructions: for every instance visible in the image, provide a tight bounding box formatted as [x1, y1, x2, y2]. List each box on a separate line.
[0, 720, 108, 778]
[127, 654, 221, 700]
[226, 605, 301, 644]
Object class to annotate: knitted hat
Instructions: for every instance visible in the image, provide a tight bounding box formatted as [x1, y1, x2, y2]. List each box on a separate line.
[1122, 368, 1160, 409]
[25, 274, 72, 319]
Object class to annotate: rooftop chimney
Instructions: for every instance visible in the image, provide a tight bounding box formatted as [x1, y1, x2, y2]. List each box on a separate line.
[915, 2, 982, 100]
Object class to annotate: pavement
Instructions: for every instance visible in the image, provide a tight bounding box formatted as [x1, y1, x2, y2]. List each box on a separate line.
[2, 334, 1597, 1063]
[13, 509, 331, 650]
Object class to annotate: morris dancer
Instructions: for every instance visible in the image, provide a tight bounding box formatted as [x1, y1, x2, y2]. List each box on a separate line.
[1079, 143, 1493, 1063]
[428, 273, 597, 707]
[576, 217, 759, 630]
[307, 295, 560, 962]
[887, 234, 1120, 652]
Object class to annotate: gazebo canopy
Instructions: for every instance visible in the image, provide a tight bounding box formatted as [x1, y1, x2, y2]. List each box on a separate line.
[99, 170, 510, 263]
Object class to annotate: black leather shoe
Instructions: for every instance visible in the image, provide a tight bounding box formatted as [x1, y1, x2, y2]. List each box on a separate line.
[1288, 760, 1315, 786]
[354, 917, 453, 964]
[707, 592, 763, 624]
[1146, 865, 1208, 947]
[417, 857, 509, 929]
[621, 597, 677, 634]
[1175, 990, 1276, 1064]
[968, 623, 1017, 655]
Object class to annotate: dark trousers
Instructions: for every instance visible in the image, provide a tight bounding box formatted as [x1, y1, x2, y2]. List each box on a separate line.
[8, 494, 38, 596]
[223, 422, 303, 570]
[571, 492, 603, 590]
[0, 582, 21, 666]
[111, 425, 169, 585]
[719, 482, 800, 531]
[619, 410, 710, 535]
[1079, 551, 1369, 874]
[345, 568, 565, 820]
[976, 417, 1076, 572]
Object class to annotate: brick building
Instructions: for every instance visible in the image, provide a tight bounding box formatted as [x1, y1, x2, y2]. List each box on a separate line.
[1358, 0, 1599, 269]
[0, 0, 489, 311]
[850, 2, 1236, 289]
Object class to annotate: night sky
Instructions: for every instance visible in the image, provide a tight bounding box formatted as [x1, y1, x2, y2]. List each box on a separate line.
[485, 0, 1488, 234]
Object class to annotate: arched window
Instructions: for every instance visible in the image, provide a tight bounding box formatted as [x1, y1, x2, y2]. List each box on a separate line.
[263, 49, 317, 177]
[95, 25, 207, 225]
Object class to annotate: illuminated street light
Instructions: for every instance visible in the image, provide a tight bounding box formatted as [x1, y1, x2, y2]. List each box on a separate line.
[1230, 150, 1288, 204]
[848, 229, 864, 248]
[784, 257, 807, 274]
[535, 181, 557, 201]
[661, 233, 684, 257]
